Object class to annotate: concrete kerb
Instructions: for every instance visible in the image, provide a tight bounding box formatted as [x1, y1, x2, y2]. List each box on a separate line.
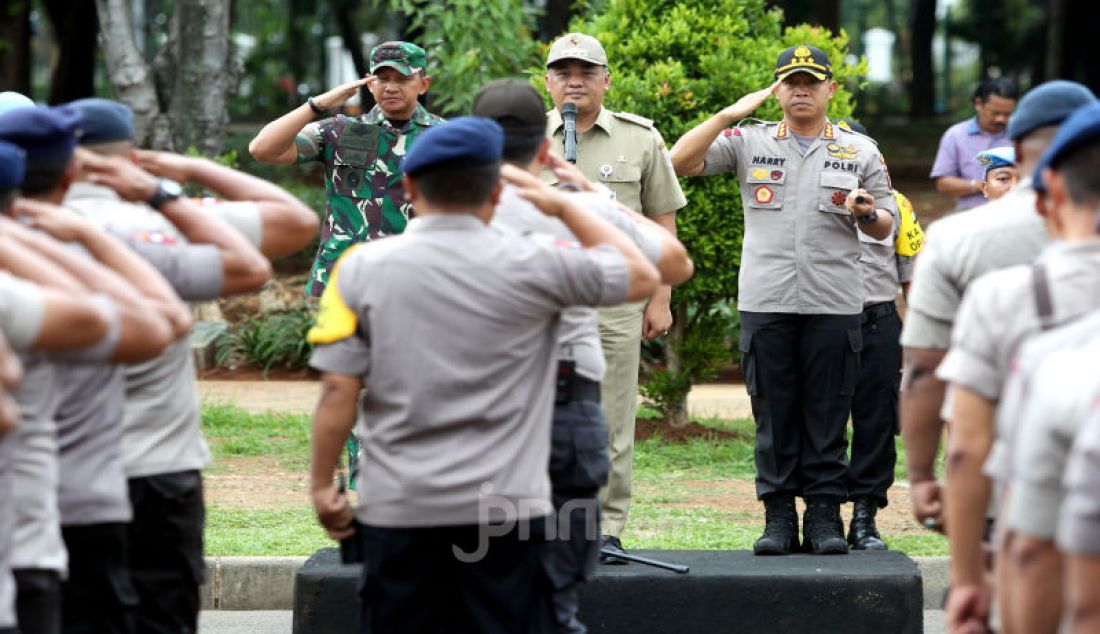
[199, 555, 948, 610]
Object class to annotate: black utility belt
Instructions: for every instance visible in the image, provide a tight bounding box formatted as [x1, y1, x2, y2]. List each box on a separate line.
[860, 301, 896, 325]
[555, 360, 601, 404]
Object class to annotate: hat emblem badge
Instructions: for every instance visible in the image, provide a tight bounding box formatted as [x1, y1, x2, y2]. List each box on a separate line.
[794, 46, 812, 63]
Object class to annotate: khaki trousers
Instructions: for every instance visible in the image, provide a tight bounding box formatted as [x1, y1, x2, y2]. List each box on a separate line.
[596, 301, 645, 538]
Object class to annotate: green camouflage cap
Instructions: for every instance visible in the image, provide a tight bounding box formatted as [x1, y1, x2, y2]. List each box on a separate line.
[369, 41, 427, 76]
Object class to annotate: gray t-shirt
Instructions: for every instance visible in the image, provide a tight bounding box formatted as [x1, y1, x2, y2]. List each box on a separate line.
[65, 189, 234, 478]
[901, 183, 1046, 349]
[492, 184, 662, 381]
[938, 240, 1100, 401]
[701, 121, 897, 314]
[309, 214, 629, 527]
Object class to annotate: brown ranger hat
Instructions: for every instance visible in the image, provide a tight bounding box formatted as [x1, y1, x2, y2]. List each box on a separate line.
[774, 45, 833, 81]
[546, 33, 608, 68]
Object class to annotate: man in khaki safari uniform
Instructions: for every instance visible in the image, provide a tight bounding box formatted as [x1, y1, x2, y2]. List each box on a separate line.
[250, 40, 444, 297]
[543, 33, 687, 560]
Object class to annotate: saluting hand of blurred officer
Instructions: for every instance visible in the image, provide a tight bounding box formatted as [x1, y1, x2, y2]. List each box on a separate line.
[78, 148, 163, 202]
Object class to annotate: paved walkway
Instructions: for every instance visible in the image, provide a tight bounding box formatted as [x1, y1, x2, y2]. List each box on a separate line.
[198, 380, 754, 419]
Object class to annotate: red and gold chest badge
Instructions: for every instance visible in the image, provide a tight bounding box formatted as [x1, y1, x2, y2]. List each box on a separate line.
[754, 185, 775, 204]
[831, 190, 847, 206]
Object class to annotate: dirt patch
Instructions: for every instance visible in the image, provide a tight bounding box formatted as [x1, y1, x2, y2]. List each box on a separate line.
[204, 456, 310, 509]
[635, 418, 750, 443]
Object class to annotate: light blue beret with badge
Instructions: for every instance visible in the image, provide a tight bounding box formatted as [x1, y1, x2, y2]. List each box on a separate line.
[977, 146, 1015, 174]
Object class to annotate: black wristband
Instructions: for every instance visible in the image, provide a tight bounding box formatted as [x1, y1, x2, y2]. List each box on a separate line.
[856, 209, 879, 225]
[307, 96, 326, 116]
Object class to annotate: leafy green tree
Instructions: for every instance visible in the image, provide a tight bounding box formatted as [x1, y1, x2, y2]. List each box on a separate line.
[389, 0, 542, 116]
[556, 0, 866, 425]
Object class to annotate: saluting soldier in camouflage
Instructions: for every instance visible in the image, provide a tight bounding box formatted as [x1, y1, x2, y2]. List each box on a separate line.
[250, 41, 444, 296]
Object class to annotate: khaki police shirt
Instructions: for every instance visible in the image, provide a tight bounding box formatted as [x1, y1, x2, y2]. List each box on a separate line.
[0, 434, 14, 628]
[702, 120, 898, 314]
[861, 190, 921, 306]
[545, 107, 687, 217]
[998, 332, 1100, 540]
[901, 183, 1046, 349]
[938, 240, 1100, 403]
[308, 214, 629, 528]
[1058, 403, 1100, 555]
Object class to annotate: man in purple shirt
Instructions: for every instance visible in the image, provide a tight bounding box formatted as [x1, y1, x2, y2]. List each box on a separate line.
[930, 78, 1018, 211]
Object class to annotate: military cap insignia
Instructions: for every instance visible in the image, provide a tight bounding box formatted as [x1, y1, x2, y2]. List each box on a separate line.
[754, 185, 775, 204]
[794, 46, 813, 63]
[826, 143, 859, 160]
[831, 191, 847, 207]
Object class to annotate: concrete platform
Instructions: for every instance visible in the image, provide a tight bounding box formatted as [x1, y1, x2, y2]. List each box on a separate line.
[293, 548, 922, 634]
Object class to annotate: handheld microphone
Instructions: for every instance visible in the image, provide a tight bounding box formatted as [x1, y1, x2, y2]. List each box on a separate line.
[562, 102, 578, 164]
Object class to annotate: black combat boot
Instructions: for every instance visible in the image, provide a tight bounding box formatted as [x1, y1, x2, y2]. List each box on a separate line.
[803, 496, 849, 555]
[848, 497, 888, 551]
[753, 495, 799, 555]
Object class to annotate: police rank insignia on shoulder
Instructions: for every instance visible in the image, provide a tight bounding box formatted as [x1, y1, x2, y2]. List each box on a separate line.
[826, 143, 859, 160]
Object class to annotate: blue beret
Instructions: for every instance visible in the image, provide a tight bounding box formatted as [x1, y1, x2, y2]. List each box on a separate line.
[977, 146, 1015, 173]
[0, 92, 35, 117]
[0, 105, 83, 164]
[68, 98, 133, 144]
[403, 117, 503, 175]
[0, 141, 25, 190]
[1033, 102, 1100, 193]
[1008, 80, 1096, 141]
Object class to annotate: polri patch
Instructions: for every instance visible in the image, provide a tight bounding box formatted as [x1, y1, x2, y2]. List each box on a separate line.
[751, 168, 769, 180]
[754, 185, 775, 205]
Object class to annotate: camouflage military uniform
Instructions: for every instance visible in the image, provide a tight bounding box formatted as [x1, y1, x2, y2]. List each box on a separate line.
[295, 104, 444, 296]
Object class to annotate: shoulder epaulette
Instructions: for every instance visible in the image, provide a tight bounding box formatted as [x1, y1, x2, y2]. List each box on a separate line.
[612, 111, 654, 128]
[835, 125, 879, 146]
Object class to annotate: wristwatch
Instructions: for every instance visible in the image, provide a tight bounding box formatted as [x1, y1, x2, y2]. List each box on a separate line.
[147, 178, 183, 210]
[855, 209, 879, 225]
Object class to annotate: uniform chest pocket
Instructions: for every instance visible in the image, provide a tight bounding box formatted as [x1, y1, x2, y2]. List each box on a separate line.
[332, 128, 382, 197]
[597, 164, 641, 204]
[744, 167, 786, 210]
[819, 172, 860, 215]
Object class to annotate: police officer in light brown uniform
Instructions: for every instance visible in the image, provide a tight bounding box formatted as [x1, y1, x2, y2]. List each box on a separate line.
[671, 46, 897, 556]
[543, 33, 687, 559]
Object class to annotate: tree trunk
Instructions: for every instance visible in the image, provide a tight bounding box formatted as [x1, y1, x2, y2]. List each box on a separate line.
[909, 0, 937, 117]
[164, 0, 236, 155]
[538, 0, 575, 41]
[95, 0, 170, 147]
[771, 0, 840, 32]
[1, 1, 33, 96]
[334, 0, 373, 111]
[666, 302, 690, 428]
[1045, 0, 1066, 80]
[44, 0, 99, 104]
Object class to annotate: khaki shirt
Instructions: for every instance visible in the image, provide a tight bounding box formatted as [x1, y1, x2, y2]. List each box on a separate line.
[900, 183, 1047, 349]
[308, 214, 629, 528]
[861, 190, 920, 306]
[703, 120, 898, 314]
[938, 240, 1100, 402]
[545, 107, 686, 217]
[1059, 401, 1100, 555]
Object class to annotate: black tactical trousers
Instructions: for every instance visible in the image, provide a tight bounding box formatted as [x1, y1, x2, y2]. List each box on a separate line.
[739, 311, 861, 500]
[545, 376, 608, 634]
[14, 568, 61, 634]
[127, 470, 205, 634]
[848, 304, 902, 507]
[59, 522, 137, 634]
[358, 518, 555, 634]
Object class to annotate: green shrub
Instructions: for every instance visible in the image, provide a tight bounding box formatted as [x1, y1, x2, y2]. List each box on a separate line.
[552, 1, 866, 424]
[215, 306, 316, 374]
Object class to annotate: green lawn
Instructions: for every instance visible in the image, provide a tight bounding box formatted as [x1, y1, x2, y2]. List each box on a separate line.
[201, 404, 948, 557]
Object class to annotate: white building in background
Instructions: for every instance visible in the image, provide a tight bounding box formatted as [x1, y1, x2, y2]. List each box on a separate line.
[863, 27, 896, 83]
